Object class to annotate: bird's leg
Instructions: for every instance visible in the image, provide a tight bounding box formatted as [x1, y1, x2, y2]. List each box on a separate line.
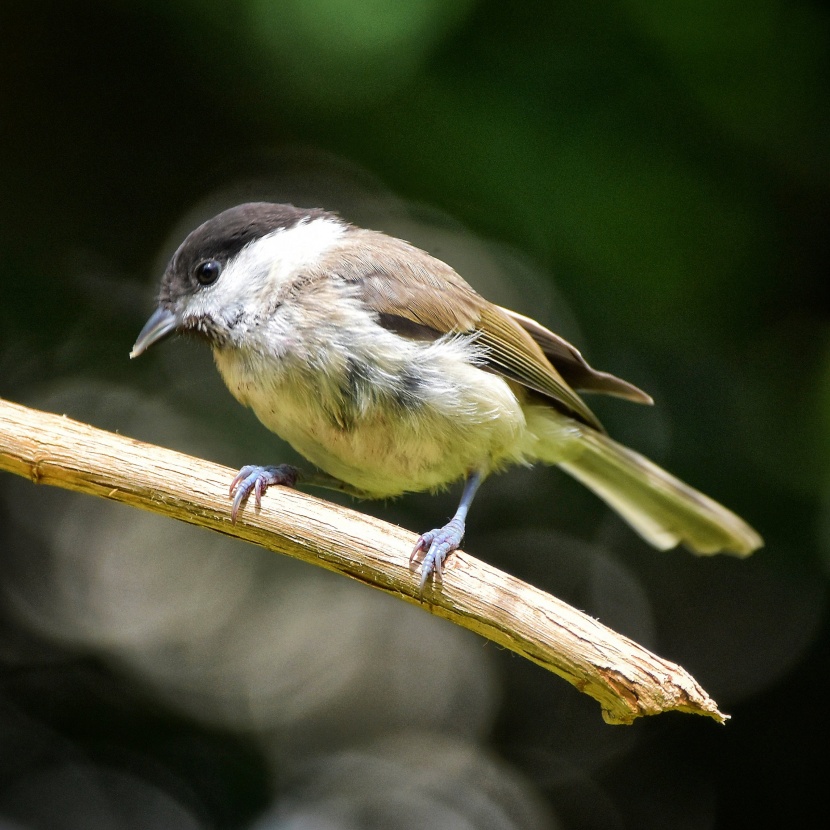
[411, 470, 484, 590]
[229, 465, 369, 523]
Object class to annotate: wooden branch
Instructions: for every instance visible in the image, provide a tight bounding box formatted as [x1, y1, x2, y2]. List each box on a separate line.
[0, 396, 726, 725]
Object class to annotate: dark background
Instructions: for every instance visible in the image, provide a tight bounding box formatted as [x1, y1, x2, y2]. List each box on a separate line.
[1, 1, 828, 828]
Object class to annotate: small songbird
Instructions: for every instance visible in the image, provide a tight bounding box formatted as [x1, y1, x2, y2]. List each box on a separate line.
[131, 202, 762, 587]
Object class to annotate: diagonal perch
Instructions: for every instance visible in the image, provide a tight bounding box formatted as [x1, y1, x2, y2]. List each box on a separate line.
[0, 396, 727, 725]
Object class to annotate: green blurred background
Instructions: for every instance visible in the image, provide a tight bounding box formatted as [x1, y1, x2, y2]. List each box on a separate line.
[1, 1, 828, 827]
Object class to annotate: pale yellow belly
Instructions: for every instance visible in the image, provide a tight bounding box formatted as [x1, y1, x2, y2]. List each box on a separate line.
[244, 369, 526, 498]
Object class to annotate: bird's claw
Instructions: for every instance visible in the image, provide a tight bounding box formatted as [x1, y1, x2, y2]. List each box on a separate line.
[229, 464, 299, 523]
[410, 517, 466, 591]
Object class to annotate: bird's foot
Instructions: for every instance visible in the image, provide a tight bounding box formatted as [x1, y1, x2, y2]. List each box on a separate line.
[229, 464, 299, 523]
[410, 516, 466, 591]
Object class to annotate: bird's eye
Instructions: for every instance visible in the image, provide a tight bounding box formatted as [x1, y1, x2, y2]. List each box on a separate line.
[195, 259, 221, 286]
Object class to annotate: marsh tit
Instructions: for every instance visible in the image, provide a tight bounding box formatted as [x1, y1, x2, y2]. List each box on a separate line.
[132, 203, 762, 587]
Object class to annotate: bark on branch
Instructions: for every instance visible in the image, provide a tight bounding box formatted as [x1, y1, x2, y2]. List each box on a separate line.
[0, 396, 727, 725]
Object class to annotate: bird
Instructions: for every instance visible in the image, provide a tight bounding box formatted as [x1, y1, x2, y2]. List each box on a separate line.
[131, 202, 762, 588]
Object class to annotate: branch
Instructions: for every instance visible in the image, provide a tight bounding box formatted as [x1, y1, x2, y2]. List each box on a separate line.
[0, 396, 726, 725]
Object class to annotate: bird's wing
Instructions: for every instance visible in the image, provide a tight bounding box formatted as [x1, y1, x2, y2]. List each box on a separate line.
[500, 307, 653, 404]
[325, 230, 604, 430]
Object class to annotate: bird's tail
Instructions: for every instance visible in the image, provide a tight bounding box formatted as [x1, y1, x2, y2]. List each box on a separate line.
[556, 429, 762, 556]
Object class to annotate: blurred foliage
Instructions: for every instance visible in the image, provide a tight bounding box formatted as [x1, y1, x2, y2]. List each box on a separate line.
[1, 0, 829, 828]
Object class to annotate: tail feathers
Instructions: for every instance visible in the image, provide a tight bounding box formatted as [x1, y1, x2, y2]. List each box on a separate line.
[559, 431, 762, 556]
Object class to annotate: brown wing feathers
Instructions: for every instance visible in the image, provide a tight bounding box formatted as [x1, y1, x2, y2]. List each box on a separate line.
[473, 304, 603, 429]
[500, 308, 653, 405]
[327, 229, 646, 430]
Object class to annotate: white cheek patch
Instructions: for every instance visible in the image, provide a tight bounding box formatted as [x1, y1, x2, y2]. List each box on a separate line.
[221, 217, 347, 303]
[184, 216, 348, 323]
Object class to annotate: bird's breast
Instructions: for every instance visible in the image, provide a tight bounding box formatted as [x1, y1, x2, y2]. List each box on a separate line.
[212, 337, 528, 498]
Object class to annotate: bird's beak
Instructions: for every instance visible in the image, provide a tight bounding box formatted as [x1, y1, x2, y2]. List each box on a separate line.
[130, 306, 179, 359]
